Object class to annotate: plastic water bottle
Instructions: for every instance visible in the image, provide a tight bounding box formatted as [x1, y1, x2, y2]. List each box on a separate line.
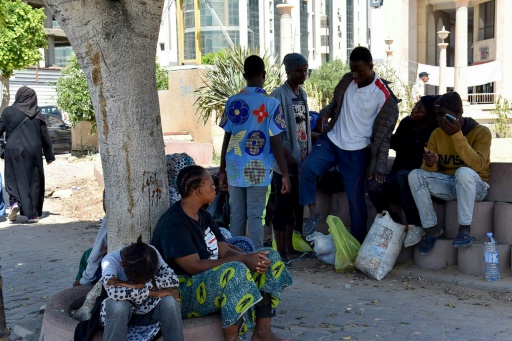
[484, 232, 500, 281]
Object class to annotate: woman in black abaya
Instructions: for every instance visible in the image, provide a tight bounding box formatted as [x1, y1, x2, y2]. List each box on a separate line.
[0, 87, 55, 223]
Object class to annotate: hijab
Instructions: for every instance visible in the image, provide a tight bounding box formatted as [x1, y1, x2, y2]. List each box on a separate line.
[13, 86, 40, 119]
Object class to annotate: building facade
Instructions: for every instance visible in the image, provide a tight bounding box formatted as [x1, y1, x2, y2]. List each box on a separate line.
[369, 0, 511, 106]
[159, 0, 369, 70]
[24, 0, 72, 68]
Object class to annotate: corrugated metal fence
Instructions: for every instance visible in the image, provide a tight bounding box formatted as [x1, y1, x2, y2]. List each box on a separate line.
[8, 68, 62, 106]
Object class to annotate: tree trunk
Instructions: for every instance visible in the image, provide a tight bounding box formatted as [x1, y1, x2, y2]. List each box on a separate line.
[44, 0, 168, 251]
[0, 75, 10, 113]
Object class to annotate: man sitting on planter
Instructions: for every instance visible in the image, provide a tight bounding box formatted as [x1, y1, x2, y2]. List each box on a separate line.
[408, 92, 492, 254]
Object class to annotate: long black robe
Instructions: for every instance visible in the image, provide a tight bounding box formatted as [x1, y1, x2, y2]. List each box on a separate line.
[0, 106, 55, 218]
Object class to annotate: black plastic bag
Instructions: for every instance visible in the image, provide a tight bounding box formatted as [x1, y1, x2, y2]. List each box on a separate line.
[206, 190, 230, 228]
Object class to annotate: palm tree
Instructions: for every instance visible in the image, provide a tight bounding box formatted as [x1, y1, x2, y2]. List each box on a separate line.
[194, 46, 282, 124]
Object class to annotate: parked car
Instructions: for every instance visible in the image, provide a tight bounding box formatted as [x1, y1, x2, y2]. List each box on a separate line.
[43, 114, 72, 154]
[0, 113, 72, 154]
[39, 105, 62, 120]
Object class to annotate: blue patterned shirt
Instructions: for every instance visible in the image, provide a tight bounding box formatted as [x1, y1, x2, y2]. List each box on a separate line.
[220, 87, 286, 187]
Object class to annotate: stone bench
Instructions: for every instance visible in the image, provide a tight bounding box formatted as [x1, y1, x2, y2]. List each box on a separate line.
[314, 162, 512, 277]
[41, 285, 224, 341]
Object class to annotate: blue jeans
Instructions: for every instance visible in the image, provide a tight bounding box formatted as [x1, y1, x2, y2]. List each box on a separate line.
[104, 296, 184, 341]
[299, 136, 368, 243]
[228, 185, 269, 247]
[408, 167, 489, 228]
[367, 169, 421, 226]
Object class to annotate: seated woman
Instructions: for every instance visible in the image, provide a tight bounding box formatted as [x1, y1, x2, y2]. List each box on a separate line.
[152, 165, 292, 341]
[100, 236, 184, 341]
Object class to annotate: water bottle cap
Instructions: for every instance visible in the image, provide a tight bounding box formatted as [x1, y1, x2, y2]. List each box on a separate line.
[487, 232, 493, 237]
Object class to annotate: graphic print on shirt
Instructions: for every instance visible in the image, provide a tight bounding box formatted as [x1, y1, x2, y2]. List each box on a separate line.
[273, 106, 287, 130]
[227, 130, 246, 156]
[227, 99, 250, 125]
[204, 227, 219, 259]
[252, 103, 269, 124]
[243, 159, 267, 185]
[245, 131, 266, 156]
[293, 98, 308, 160]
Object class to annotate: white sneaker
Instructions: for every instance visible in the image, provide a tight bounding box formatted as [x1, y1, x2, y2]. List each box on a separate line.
[8, 202, 19, 221]
[403, 225, 425, 248]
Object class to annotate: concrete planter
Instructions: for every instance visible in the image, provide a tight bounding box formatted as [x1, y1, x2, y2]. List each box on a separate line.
[457, 244, 511, 277]
[41, 286, 224, 341]
[413, 239, 457, 270]
[444, 201, 494, 240]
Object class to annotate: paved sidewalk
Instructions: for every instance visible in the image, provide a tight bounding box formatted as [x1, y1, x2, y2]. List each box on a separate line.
[4, 208, 512, 340]
[0, 206, 98, 340]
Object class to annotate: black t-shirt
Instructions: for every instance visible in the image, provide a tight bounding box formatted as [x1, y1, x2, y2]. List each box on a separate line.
[151, 202, 226, 275]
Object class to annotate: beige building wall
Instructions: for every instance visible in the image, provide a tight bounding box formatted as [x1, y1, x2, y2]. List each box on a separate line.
[158, 66, 224, 154]
[495, 0, 512, 98]
[159, 66, 213, 143]
[71, 121, 99, 154]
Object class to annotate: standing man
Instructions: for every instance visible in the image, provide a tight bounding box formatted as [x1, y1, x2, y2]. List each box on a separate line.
[270, 53, 311, 262]
[299, 46, 399, 243]
[408, 92, 492, 254]
[219, 55, 291, 248]
[414, 71, 430, 100]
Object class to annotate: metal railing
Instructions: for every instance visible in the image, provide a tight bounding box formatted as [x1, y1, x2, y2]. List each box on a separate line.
[468, 93, 496, 105]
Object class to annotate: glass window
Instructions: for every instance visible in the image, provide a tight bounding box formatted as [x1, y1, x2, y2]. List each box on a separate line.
[274, 1, 281, 61]
[248, 0, 260, 51]
[184, 32, 196, 59]
[346, 0, 354, 61]
[300, 1, 308, 57]
[478, 0, 495, 41]
[54, 46, 73, 67]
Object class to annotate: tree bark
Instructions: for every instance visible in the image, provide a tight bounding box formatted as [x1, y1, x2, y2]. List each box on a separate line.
[0, 75, 10, 113]
[43, 0, 168, 251]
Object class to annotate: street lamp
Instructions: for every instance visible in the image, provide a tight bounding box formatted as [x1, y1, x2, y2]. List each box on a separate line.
[0, 262, 10, 341]
[437, 25, 450, 94]
[384, 37, 393, 67]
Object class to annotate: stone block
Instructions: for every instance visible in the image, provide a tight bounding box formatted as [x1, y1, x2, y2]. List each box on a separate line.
[313, 191, 332, 234]
[486, 163, 512, 202]
[457, 244, 511, 277]
[397, 246, 413, 262]
[164, 140, 213, 165]
[330, 192, 351, 227]
[433, 200, 446, 230]
[413, 239, 457, 270]
[42, 286, 224, 341]
[444, 201, 494, 240]
[494, 202, 512, 245]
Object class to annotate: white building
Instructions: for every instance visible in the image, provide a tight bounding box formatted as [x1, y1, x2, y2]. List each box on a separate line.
[156, 0, 369, 70]
[368, 0, 512, 106]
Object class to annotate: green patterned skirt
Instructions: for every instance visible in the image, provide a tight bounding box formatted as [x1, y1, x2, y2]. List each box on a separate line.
[177, 248, 292, 333]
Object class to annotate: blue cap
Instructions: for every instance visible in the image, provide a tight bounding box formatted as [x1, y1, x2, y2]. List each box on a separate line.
[487, 232, 493, 237]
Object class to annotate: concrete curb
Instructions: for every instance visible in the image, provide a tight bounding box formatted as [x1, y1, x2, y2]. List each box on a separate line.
[41, 286, 224, 341]
[393, 261, 512, 293]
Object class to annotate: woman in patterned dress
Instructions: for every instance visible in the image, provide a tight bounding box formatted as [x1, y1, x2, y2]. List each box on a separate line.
[100, 236, 184, 341]
[152, 165, 293, 341]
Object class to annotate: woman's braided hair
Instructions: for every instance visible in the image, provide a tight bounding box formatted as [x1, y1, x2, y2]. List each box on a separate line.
[176, 165, 207, 198]
[120, 235, 159, 284]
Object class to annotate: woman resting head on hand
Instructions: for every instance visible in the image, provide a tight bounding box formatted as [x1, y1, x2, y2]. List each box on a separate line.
[152, 165, 293, 341]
